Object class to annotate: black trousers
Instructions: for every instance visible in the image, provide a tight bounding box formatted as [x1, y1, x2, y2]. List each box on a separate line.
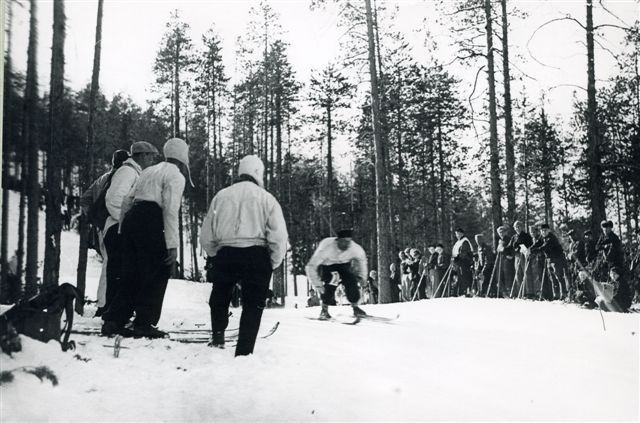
[318, 263, 361, 305]
[103, 224, 121, 311]
[104, 202, 170, 327]
[208, 246, 272, 356]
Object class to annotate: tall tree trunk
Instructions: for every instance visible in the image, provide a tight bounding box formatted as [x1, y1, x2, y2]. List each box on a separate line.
[25, 0, 40, 297]
[173, 34, 181, 138]
[437, 115, 449, 249]
[586, 0, 605, 234]
[43, 0, 66, 289]
[396, 75, 404, 250]
[76, 0, 103, 314]
[365, 0, 391, 304]
[326, 105, 333, 230]
[485, 0, 503, 248]
[430, 133, 438, 238]
[501, 0, 516, 223]
[1, 0, 14, 303]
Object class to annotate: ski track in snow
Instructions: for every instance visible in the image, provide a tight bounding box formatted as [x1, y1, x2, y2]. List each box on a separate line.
[1, 191, 639, 422]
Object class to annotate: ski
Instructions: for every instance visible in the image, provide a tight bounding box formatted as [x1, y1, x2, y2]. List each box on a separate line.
[305, 316, 360, 325]
[169, 322, 280, 344]
[358, 313, 400, 323]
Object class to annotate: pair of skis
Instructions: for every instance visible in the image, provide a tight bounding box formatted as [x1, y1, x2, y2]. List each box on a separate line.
[306, 313, 399, 325]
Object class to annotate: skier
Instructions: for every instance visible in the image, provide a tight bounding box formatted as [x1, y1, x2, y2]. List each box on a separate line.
[474, 234, 494, 296]
[595, 266, 632, 313]
[305, 217, 368, 320]
[200, 155, 288, 356]
[102, 138, 190, 338]
[495, 225, 515, 296]
[530, 223, 571, 300]
[507, 221, 534, 297]
[596, 220, 625, 272]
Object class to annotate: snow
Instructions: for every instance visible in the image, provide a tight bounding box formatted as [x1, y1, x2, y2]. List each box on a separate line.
[2, 191, 639, 421]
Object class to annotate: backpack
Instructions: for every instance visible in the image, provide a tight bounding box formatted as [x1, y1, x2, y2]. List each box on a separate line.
[2, 283, 80, 352]
[87, 162, 137, 231]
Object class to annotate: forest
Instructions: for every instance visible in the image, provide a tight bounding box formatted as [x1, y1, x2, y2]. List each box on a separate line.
[1, 0, 639, 306]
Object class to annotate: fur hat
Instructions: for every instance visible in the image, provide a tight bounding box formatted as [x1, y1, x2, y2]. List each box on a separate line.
[600, 220, 613, 229]
[164, 138, 194, 187]
[238, 155, 265, 187]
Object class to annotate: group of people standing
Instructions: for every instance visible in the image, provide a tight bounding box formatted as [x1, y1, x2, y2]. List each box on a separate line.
[390, 220, 638, 313]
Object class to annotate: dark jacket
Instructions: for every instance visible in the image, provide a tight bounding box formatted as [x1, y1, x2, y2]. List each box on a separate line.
[507, 231, 533, 255]
[427, 252, 439, 271]
[584, 238, 598, 265]
[530, 232, 565, 262]
[569, 239, 587, 267]
[596, 232, 625, 268]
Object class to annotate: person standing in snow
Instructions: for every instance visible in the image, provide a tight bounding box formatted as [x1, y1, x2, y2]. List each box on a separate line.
[102, 138, 191, 338]
[451, 228, 474, 296]
[200, 155, 288, 356]
[530, 223, 571, 300]
[507, 221, 534, 297]
[79, 149, 130, 316]
[305, 216, 368, 320]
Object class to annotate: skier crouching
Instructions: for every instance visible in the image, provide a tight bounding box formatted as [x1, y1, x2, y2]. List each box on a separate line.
[305, 220, 368, 320]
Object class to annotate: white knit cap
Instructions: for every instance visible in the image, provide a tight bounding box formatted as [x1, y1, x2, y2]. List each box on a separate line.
[238, 155, 264, 187]
[163, 137, 194, 187]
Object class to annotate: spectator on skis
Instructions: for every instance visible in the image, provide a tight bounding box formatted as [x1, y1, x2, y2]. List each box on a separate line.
[595, 266, 632, 313]
[434, 243, 449, 297]
[426, 244, 438, 298]
[305, 214, 368, 320]
[367, 270, 379, 304]
[474, 234, 494, 297]
[596, 220, 625, 273]
[79, 148, 130, 317]
[200, 154, 288, 356]
[102, 138, 190, 339]
[530, 223, 572, 301]
[408, 249, 424, 300]
[451, 228, 473, 297]
[495, 225, 515, 296]
[583, 230, 598, 266]
[307, 289, 320, 307]
[507, 221, 534, 298]
[389, 262, 401, 302]
[529, 224, 545, 298]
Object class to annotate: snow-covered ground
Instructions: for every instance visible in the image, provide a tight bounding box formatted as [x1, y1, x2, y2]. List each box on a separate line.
[1, 191, 639, 421]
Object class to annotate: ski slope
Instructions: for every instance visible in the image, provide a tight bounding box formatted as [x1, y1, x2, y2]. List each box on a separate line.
[1, 191, 638, 421]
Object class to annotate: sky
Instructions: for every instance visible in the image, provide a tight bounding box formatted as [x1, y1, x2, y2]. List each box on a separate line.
[5, 0, 639, 172]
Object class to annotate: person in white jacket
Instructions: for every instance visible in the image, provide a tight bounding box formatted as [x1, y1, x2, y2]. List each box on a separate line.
[101, 142, 157, 320]
[102, 138, 191, 338]
[305, 217, 368, 320]
[200, 155, 288, 356]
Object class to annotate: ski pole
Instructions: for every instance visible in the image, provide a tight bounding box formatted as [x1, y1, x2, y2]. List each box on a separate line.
[518, 257, 531, 299]
[484, 252, 500, 297]
[538, 259, 548, 301]
[496, 252, 504, 298]
[434, 264, 452, 299]
[411, 273, 427, 302]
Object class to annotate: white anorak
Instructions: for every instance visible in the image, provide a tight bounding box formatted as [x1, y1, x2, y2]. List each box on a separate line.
[120, 161, 186, 249]
[104, 158, 142, 233]
[305, 237, 368, 288]
[199, 180, 288, 269]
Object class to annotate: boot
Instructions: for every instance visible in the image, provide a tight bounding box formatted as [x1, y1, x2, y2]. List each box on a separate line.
[318, 304, 331, 320]
[133, 324, 168, 339]
[352, 304, 367, 317]
[208, 331, 225, 349]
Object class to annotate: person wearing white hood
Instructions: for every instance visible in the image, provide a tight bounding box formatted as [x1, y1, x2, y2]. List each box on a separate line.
[102, 138, 193, 338]
[200, 155, 288, 356]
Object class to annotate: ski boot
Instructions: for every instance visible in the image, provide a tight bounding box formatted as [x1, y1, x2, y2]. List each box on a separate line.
[351, 304, 367, 317]
[318, 304, 332, 320]
[133, 324, 168, 339]
[208, 331, 225, 349]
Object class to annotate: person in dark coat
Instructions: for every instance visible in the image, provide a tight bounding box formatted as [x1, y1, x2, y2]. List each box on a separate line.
[426, 245, 438, 298]
[474, 234, 494, 297]
[596, 220, 625, 272]
[530, 223, 571, 300]
[583, 230, 598, 266]
[435, 244, 450, 296]
[389, 262, 401, 303]
[507, 221, 534, 297]
[528, 225, 545, 298]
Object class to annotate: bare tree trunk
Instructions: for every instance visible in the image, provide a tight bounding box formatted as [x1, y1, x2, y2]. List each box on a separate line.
[174, 33, 181, 138]
[43, 0, 66, 289]
[485, 0, 503, 248]
[586, 0, 606, 235]
[76, 0, 103, 314]
[365, 0, 392, 303]
[326, 105, 333, 230]
[437, 116, 449, 249]
[501, 0, 516, 223]
[25, 0, 40, 297]
[1, 0, 14, 303]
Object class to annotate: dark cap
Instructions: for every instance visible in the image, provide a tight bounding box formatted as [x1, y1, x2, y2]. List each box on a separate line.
[600, 220, 613, 228]
[112, 149, 130, 168]
[335, 212, 353, 238]
[539, 223, 550, 230]
[454, 227, 465, 234]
